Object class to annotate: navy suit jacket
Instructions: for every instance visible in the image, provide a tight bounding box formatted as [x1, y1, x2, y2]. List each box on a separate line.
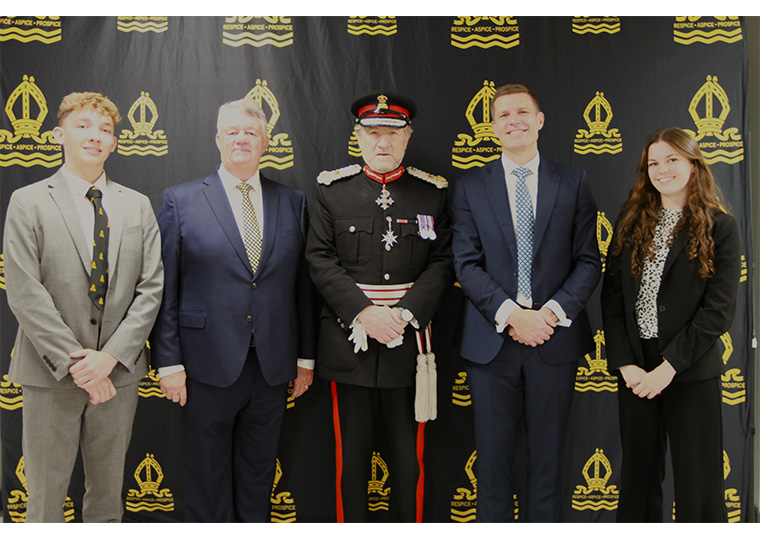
[451, 157, 601, 365]
[152, 171, 316, 387]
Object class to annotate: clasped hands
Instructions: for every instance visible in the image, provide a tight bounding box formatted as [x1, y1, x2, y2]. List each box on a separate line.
[619, 361, 676, 399]
[68, 349, 118, 405]
[506, 307, 558, 347]
[357, 305, 408, 345]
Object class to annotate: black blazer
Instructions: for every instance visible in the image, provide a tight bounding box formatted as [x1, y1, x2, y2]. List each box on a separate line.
[601, 210, 740, 383]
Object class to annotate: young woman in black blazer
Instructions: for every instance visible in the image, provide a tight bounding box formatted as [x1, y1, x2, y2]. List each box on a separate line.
[601, 127, 740, 522]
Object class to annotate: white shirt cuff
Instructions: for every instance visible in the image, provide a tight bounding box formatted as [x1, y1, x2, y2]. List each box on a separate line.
[158, 364, 185, 378]
[495, 299, 520, 333]
[298, 358, 315, 370]
[543, 299, 572, 327]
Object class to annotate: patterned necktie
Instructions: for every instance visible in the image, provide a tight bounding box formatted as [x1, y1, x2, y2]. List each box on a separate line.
[236, 182, 262, 273]
[86, 186, 109, 310]
[513, 167, 534, 300]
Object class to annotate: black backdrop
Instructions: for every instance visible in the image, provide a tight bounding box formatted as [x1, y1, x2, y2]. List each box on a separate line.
[0, 16, 753, 523]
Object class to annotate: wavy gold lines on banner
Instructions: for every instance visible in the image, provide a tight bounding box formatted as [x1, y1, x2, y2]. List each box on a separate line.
[117, 22, 168, 33]
[573, 144, 623, 154]
[0, 27, 61, 43]
[702, 149, 744, 164]
[451, 33, 520, 49]
[125, 502, 175, 512]
[347, 24, 397, 36]
[452, 154, 501, 169]
[674, 29, 743, 45]
[572, 24, 621, 34]
[117, 146, 169, 157]
[0, 152, 62, 167]
[571, 500, 618, 511]
[222, 31, 293, 47]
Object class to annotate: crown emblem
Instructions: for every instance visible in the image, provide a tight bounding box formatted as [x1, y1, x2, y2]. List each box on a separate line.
[690, 76, 730, 138]
[133, 453, 164, 495]
[580, 449, 615, 492]
[720, 332, 734, 364]
[368, 451, 391, 495]
[597, 211, 613, 272]
[376, 95, 389, 111]
[5, 75, 48, 139]
[126, 92, 158, 136]
[244, 79, 280, 137]
[583, 92, 613, 135]
[467, 80, 497, 141]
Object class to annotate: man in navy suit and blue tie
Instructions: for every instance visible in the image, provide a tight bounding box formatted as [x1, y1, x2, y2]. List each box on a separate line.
[450, 84, 601, 522]
[151, 99, 316, 522]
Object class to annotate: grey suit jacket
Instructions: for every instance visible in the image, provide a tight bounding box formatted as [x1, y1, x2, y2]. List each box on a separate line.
[3, 169, 163, 389]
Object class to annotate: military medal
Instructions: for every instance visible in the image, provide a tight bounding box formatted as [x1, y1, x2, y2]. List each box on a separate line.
[382, 216, 398, 251]
[364, 165, 404, 211]
[376, 185, 395, 210]
[417, 214, 436, 240]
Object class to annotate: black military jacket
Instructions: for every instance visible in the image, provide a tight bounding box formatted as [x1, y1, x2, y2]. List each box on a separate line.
[306, 165, 454, 388]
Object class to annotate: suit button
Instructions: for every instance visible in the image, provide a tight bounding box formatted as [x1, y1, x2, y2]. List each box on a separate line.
[246, 315, 253, 323]
[90, 319, 97, 325]
[384, 273, 390, 281]
[658, 305, 666, 312]
[252, 282, 258, 289]
[349, 225, 356, 233]
[513, 271, 518, 277]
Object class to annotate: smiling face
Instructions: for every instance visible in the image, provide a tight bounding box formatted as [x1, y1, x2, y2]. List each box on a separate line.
[215, 106, 269, 180]
[647, 140, 694, 209]
[53, 108, 117, 183]
[491, 92, 544, 165]
[355, 125, 410, 174]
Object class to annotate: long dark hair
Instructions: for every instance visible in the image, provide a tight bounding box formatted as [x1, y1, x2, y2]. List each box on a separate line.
[610, 127, 726, 278]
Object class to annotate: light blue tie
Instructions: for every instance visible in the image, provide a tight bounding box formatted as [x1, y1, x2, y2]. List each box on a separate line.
[513, 167, 533, 300]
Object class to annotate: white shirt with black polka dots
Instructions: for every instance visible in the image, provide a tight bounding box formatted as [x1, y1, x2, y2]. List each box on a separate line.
[635, 208, 683, 338]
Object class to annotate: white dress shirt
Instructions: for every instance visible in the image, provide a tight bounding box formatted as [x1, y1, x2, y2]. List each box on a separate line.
[61, 166, 111, 264]
[493, 152, 572, 332]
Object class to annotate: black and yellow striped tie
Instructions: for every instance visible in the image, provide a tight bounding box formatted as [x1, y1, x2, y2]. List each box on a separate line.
[86, 186, 109, 310]
[236, 182, 262, 273]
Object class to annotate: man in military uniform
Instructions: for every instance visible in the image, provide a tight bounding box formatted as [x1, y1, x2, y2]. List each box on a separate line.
[306, 91, 454, 522]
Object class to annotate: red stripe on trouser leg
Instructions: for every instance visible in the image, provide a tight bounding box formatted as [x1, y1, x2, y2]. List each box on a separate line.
[331, 382, 345, 523]
[416, 422, 426, 522]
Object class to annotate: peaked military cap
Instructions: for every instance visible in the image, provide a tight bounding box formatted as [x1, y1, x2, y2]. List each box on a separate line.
[351, 90, 417, 128]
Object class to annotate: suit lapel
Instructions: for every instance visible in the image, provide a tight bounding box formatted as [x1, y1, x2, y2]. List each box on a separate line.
[662, 224, 687, 279]
[533, 158, 559, 257]
[203, 173, 254, 276]
[47, 171, 92, 275]
[105, 178, 125, 277]
[257, 176, 279, 275]
[482, 162, 517, 259]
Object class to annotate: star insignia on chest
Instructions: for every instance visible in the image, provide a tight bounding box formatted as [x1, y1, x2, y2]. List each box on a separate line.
[381, 228, 398, 250]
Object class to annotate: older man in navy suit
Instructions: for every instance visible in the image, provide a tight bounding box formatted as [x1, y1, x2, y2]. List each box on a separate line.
[152, 99, 316, 522]
[450, 84, 601, 522]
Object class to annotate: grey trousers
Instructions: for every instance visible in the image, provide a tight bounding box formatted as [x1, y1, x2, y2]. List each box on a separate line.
[21, 382, 139, 522]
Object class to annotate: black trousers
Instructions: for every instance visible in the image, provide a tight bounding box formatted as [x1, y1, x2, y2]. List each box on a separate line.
[181, 348, 288, 522]
[616, 338, 727, 522]
[332, 382, 420, 522]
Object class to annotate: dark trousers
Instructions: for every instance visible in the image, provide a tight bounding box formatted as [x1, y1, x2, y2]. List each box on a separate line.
[332, 382, 420, 522]
[181, 348, 288, 522]
[616, 338, 727, 522]
[466, 344, 577, 522]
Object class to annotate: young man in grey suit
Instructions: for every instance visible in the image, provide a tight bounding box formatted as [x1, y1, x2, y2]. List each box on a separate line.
[3, 92, 164, 522]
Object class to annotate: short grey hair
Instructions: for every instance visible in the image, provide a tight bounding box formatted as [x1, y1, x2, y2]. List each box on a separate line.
[217, 99, 268, 135]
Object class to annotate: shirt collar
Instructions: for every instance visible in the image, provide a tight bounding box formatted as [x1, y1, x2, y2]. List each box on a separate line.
[218, 163, 261, 193]
[501, 151, 540, 179]
[61, 166, 108, 198]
